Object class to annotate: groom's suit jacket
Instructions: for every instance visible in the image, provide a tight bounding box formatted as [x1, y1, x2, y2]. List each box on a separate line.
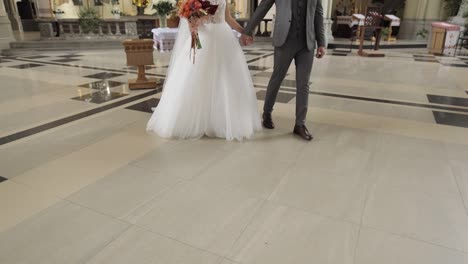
[244, 0, 325, 51]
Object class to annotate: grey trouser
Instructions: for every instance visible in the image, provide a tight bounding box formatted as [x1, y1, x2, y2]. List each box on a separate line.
[263, 38, 314, 125]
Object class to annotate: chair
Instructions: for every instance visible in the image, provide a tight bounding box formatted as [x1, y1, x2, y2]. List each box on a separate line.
[454, 29, 468, 56]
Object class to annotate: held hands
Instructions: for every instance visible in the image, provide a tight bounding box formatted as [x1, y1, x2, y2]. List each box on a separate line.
[316, 47, 326, 59]
[240, 34, 254, 46]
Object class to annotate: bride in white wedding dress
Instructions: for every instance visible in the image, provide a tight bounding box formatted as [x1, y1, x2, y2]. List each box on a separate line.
[146, 0, 262, 141]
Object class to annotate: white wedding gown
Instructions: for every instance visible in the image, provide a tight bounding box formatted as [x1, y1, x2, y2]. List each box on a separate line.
[146, 0, 262, 141]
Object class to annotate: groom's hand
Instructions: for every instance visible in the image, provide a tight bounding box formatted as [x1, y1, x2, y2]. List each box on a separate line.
[240, 34, 254, 46]
[316, 46, 326, 59]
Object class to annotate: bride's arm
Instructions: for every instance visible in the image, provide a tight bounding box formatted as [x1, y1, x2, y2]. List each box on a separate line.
[225, 6, 243, 34]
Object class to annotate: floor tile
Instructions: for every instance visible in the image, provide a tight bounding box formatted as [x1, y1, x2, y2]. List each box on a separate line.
[0, 201, 129, 264]
[52, 58, 81, 63]
[269, 164, 372, 224]
[68, 164, 183, 219]
[191, 150, 292, 199]
[228, 202, 359, 264]
[0, 180, 61, 233]
[0, 109, 145, 178]
[22, 55, 49, 59]
[126, 98, 160, 113]
[127, 182, 264, 256]
[256, 90, 295, 103]
[433, 111, 468, 128]
[248, 65, 270, 71]
[442, 63, 468, 68]
[79, 80, 126, 89]
[0, 176, 6, 182]
[86, 226, 222, 264]
[449, 160, 468, 213]
[362, 182, 468, 252]
[427, 94, 468, 107]
[414, 58, 439, 62]
[132, 140, 233, 179]
[13, 122, 166, 198]
[57, 54, 84, 58]
[71, 91, 128, 104]
[8, 63, 43, 69]
[355, 227, 468, 264]
[83, 72, 124, 79]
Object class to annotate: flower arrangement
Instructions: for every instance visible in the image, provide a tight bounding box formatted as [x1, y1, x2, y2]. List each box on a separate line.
[416, 28, 429, 39]
[79, 7, 100, 34]
[153, 0, 175, 16]
[178, 0, 218, 63]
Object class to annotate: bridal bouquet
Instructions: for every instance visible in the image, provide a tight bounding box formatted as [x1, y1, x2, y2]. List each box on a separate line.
[178, 0, 218, 63]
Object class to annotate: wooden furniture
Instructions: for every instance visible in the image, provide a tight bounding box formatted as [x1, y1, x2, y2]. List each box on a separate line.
[335, 16, 353, 38]
[358, 7, 385, 57]
[454, 29, 468, 56]
[384, 14, 400, 41]
[430, 22, 461, 56]
[122, 39, 158, 90]
[152, 27, 178, 51]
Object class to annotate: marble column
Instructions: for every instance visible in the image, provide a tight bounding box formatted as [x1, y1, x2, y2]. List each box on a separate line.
[4, 0, 22, 31]
[322, 0, 334, 46]
[0, 0, 15, 51]
[399, 0, 443, 40]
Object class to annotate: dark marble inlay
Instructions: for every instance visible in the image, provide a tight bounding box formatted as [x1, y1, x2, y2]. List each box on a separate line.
[126, 98, 160, 113]
[442, 63, 468, 68]
[413, 54, 435, 58]
[52, 58, 81, 63]
[0, 176, 7, 183]
[84, 72, 124, 79]
[0, 59, 11, 63]
[249, 65, 270, 71]
[9, 63, 43, 69]
[256, 90, 295, 103]
[58, 54, 83, 58]
[433, 111, 468, 128]
[0, 87, 162, 146]
[427, 94, 468, 107]
[245, 52, 266, 56]
[247, 53, 274, 64]
[255, 84, 468, 114]
[72, 91, 128, 104]
[332, 53, 348, 56]
[23, 55, 48, 59]
[125, 65, 158, 70]
[415, 58, 439, 62]
[79, 80, 125, 89]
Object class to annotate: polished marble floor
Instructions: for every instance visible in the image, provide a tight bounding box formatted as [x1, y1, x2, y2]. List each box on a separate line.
[1, 45, 468, 263]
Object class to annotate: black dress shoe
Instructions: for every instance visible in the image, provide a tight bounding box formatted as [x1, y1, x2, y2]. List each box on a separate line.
[262, 112, 275, 129]
[293, 125, 313, 141]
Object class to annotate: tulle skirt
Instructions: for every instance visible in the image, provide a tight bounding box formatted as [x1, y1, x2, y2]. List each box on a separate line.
[147, 19, 262, 141]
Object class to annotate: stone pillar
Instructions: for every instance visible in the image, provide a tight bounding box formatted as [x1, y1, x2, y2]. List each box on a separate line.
[399, 0, 443, 40]
[0, 0, 15, 51]
[322, 0, 334, 46]
[4, 0, 22, 32]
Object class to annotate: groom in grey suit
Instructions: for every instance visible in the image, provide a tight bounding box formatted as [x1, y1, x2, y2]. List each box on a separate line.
[241, 0, 326, 141]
